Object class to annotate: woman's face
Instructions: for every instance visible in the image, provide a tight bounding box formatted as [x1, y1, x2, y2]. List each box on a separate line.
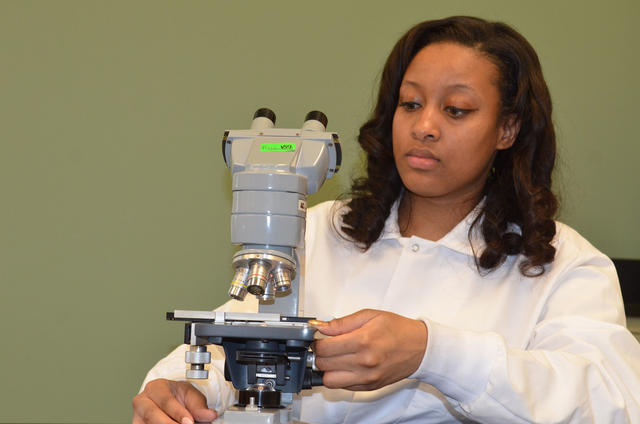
[392, 42, 517, 205]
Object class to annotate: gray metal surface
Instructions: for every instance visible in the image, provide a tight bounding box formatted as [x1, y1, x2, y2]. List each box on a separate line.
[173, 310, 283, 322]
[221, 406, 287, 423]
[185, 368, 209, 379]
[231, 213, 304, 247]
[185, 350, 211, 364]
[192, 321, 315, 342]
[232, 171, 307, 194]
[233, 190, 306, 217]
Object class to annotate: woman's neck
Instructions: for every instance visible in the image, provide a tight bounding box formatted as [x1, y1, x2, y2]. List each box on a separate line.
[397, 192, 481, 241]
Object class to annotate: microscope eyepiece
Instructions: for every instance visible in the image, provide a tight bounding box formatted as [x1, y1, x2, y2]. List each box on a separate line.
[253, 108, 276, 123]
[251, 108, 277, 130]
[304, 110, 328, 127]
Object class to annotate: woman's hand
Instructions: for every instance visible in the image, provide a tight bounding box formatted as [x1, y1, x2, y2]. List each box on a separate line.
[132, 378, 218, 424]
[310, 309, 428, 391]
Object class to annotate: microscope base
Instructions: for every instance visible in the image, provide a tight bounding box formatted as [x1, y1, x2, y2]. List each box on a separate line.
[220, 405, 307, 423]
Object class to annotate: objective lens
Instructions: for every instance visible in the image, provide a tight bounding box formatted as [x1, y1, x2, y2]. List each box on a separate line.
[272, 267, 292, 293]
[246, 261, 271, 295]
[260, 280, 275, 302]
[228, 266, 249, 300]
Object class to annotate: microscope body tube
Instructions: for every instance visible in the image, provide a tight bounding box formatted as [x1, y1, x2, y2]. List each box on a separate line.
[229, 171, 306, 316]
[223, 109, 341, 318]
[231, 172, 307, 249]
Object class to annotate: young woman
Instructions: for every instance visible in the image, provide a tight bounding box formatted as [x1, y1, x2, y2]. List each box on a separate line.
[133, 16, 640, 423]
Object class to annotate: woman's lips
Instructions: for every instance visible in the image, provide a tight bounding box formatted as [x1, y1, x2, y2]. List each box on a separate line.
[406, 149, 440, 170]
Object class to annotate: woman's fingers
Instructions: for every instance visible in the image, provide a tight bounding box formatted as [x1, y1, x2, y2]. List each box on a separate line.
[312, 310, 428, 391]
[132, 379, 217, 424]
[132, 392, 183, 423]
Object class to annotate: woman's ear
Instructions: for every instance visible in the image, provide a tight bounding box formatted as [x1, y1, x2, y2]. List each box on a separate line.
[497, 114, 520, 150]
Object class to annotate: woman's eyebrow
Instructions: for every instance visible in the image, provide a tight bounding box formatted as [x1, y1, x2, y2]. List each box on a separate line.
[401, 79, 475, 92]
[447, 83, 475, 92]
[400, 80, 421, 89]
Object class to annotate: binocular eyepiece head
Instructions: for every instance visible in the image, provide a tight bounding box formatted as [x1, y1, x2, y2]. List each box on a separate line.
[250, 108, 328, 132]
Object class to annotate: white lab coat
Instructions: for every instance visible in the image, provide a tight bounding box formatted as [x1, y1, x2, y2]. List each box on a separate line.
[142, 201, 640, 423]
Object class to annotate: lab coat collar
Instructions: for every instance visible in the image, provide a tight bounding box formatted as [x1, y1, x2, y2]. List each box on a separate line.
[379, 199, 488, 257]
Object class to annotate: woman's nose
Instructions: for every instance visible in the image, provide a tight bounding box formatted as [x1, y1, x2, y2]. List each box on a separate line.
[411, 108, 441, 142]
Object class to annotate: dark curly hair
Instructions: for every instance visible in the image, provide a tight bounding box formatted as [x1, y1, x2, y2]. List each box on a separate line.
[340, 16, 558, 277]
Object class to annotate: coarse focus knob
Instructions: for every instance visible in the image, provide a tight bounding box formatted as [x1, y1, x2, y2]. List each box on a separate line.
[185, 346, 210, 380]
[185, 345, 210, 380]
[185, 350, 211, 365]
[186, 368, 209, 379]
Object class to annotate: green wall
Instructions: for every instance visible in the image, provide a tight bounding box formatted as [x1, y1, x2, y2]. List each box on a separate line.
[1, 1, 638, 422]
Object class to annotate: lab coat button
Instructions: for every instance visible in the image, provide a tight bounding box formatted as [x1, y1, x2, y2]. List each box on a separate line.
[411, 244, 420, 252]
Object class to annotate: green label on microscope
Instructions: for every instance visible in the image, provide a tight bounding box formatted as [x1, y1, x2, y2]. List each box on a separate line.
[260, 142, 296, 152]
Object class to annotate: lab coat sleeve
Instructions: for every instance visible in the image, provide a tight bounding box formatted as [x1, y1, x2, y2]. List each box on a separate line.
[140, 343, 236, 413]
[411, 231, 640, 423]
[139, 297, 259, 414]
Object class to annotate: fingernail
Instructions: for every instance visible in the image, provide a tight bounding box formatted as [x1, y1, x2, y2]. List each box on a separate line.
[181, 417, 194, 424]
[308, 319, 328, 327]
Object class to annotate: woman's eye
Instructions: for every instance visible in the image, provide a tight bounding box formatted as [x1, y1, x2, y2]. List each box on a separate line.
[399, 101, 421, 111]
[445, 106, 472, 118]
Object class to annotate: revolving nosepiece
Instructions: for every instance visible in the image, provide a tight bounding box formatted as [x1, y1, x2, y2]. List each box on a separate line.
[228, 251, 296, 301]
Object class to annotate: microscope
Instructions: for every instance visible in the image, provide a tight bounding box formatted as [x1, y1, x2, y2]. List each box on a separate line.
[167, 108, 341, 423]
